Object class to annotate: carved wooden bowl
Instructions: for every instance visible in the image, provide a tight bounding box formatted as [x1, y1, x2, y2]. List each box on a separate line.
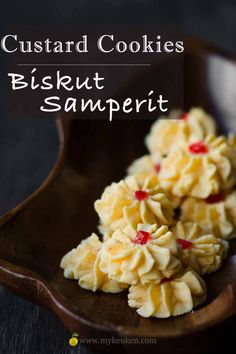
[0, 39, 236, 353]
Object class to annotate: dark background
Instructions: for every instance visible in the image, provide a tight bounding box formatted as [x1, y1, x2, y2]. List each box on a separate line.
[0, 1, 236, 353]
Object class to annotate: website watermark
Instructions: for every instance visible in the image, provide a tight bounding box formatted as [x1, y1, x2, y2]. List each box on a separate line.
[69, 333, 157, 347]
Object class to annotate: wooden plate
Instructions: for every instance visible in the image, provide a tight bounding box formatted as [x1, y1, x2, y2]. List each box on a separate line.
[0, 39, 236, 353]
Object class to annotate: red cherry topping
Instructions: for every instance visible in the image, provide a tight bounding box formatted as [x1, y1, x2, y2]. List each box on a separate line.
[135, 231, 151, 245]
[161, 277, 173, 284]
[189, 141, 208, 154]
[134, 190, 149, 201]
[177, 238, 193, 250]
[179, 112, 188, 120]
[205, 192, 225, 204]
[154, 163, 161, 173]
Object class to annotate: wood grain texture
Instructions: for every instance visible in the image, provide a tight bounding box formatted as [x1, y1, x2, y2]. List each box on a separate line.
[1, 39, 236, 353]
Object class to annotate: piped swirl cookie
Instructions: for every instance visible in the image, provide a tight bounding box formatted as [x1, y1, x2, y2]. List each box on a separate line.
[60, 234, 128, 293]
[145, 108, 216, 156]
[159, 135, 236, 198]
[128, 268, 206, 318]
[127, 154, 161, 185]
[181, 191, 236, 239]
[171, 222, 228, 275]
[94, 176, 174, 235]
[99, 223, 182, 285]
[127, 155, 182, 209]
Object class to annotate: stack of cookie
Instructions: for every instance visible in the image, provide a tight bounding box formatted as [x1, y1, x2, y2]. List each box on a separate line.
[61, 108, 236, 318]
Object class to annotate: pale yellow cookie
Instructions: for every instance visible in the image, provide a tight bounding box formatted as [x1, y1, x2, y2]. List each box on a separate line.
[128, 268, 206, 318]
[94, 176, 174, 235]
[159, 135, 236, 198]
[145, 108, 216, 156]
[60, 234, 127, 293]
[127, 154, 161, 185]
[127, 154, 182, 209]
[171, 221, 228, 275]
[99, 223, 182, 286]
[181, 191, 236, 239]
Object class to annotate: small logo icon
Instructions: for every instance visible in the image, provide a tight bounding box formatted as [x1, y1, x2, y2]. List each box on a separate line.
[69, 332, 79, 347]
